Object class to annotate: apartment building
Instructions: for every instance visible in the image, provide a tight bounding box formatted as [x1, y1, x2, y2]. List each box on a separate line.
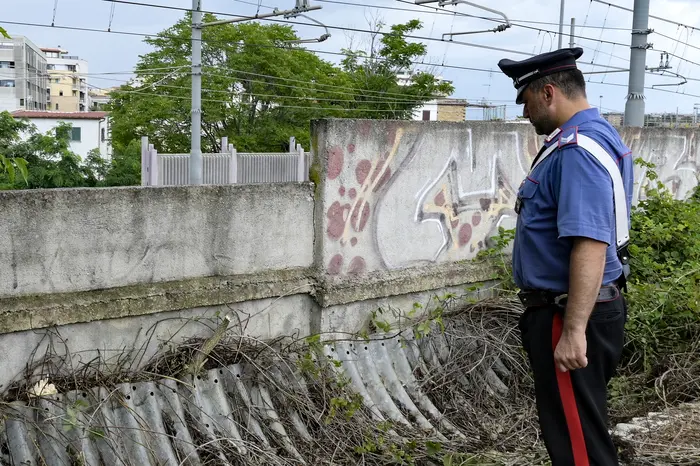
[41, 47, 89, 112]
[0, 35, 48, 112]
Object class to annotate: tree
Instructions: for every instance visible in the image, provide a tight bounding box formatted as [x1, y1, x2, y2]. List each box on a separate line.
[340, 19, 454, 119]
[109, 15, 352, 155]
[109, 15, 452, 156]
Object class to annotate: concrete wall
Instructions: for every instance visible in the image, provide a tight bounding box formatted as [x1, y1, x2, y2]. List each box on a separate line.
[312, 120, 699, 281]
[0, 119, 697, 392]
[0, 184, 314, 299]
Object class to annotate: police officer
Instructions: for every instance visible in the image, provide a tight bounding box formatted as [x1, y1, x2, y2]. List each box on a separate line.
[497, 48, 634, 466]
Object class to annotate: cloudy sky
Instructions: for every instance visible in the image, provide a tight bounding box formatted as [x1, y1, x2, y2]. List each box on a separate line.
[5, 0, 700, 120]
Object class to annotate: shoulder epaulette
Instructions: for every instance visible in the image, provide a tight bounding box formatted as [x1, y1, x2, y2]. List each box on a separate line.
[557, 126, 579, 148]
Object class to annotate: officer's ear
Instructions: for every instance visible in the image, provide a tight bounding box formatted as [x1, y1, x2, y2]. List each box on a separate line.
[542, 83, 556, 103]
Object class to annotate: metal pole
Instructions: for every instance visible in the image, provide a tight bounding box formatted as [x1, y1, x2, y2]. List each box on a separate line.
[569, 17, 576, 48]
[558, 0, 565, 49]
[190, 0, 203, 184]
[624, 0, 650, 127]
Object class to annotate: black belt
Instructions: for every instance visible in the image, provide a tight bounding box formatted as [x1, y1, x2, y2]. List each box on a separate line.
[518, 284, 620, 308]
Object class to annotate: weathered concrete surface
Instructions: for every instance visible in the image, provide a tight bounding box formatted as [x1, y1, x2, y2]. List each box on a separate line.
[0, 293, 318, 392]
[311, 120, 699, 281]
[620, 126, 700, 203]
[0, 183, 315, 298]
[312, 120, 532, 278]
[315, 260, 498, 308]
[0, 267, 314, 334]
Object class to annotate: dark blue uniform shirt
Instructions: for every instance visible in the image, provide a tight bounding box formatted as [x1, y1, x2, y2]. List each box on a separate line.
[513, 108, 634, 293]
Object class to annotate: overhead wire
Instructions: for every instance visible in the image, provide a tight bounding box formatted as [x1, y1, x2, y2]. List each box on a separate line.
[389, 0, 634, 31]
[108, 1, 117, 31]
[51, 0, 60, 27]
[100, 0, 636, 52]
[8, 0, 700, 108]
[86, 73, 502, 107]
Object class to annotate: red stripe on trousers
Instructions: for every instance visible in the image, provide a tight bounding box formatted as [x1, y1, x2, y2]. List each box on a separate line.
[552, 313, 590, 466]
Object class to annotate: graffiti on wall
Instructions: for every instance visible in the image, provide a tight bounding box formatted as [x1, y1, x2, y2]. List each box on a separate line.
[321, 122, 700, 277]
[322, 122, 536, 275]
[323, 124, 404, 276]
[622, 131, 699, 202]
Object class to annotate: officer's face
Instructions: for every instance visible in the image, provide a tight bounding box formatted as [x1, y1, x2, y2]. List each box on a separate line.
[521, 87, 557, 135]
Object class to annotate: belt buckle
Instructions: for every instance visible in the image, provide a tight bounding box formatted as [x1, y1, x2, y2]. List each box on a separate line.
[554, 294, 568, 307]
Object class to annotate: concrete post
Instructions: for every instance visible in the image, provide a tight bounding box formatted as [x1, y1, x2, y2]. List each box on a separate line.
[141, 136, 149, 186]
[229, 146, 238, 184]
[558, 0, 565, 49]
[289, 136, 296, 153]
[149, 146, 159, 186]
[297, 146, 306, 182]
[189, 0, 203, 184]
[220, 136, 228, 153]
[624, 0, 650, 127]
[569, 18, 576, 48]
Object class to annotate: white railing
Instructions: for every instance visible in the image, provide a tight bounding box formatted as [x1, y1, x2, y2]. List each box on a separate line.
[141, 136, 310, 186]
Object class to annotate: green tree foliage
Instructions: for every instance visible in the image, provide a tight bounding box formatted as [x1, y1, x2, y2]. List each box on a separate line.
[340, 19, 453, 119]
[0, 111, 107, 189]
[109, 15, 453, 157]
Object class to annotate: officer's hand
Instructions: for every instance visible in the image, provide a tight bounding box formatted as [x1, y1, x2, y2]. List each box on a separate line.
[554, 329, 588, 372]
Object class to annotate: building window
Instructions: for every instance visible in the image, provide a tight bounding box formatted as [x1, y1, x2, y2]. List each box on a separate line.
[71, 127, 81, 142]
[101, 128, 106, 142]
[55, 103, 59, 110]
[0, 80, 15, 87]
[422, 110, 431, 121]
[59, 90, 63, 96]
[0, 61, 13, 68]
[19, 98, 24, 106]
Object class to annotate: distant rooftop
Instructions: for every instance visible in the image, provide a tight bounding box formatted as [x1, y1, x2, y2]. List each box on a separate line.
[11, 110, 108, 120]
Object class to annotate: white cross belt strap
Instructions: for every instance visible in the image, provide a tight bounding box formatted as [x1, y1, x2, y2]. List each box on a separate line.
[576, 134, 630, 252]
[527, 133, 631, 273]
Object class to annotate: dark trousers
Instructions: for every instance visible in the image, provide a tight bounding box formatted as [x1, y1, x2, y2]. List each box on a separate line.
[518, 292, 627, 466]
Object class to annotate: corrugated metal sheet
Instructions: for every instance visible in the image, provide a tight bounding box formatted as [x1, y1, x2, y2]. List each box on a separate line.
[0, 327, 507, 465]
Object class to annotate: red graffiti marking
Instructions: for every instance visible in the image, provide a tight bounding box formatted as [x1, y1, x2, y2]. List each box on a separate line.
[458, 224, 472, 247]
[472, 212, 482, 226]
[451, 219, 459, 229]
[359, 121, 371, 137]
[351, 237, 358, 247]
[328, 254, 344, 275]
[349, 188, 357, 199]
[327, 146, 344, 180]
[347, 143, 356, 153]
[386, 126, 397, 147]
[348, 256, 367, 275]
[350, 200, 371, 232]
[327, 201, 351, 240]
[339, 186, 346, 196]
[434, 191, 445, 207]
[356, 160, 372, 185]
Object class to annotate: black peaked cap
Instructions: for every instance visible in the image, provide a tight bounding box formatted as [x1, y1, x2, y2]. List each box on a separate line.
[497, 47, 584, 104]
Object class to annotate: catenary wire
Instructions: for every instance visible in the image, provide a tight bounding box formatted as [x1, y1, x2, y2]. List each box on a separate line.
[101, 0, 635, 51]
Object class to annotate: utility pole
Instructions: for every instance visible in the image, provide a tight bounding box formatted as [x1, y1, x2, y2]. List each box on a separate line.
[624, 0, 651, 127]
[190, 0, 203, 185]
[558, 0, 565, 49]
[188, 0, 324, 184]
[569, 17, 576, 48]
